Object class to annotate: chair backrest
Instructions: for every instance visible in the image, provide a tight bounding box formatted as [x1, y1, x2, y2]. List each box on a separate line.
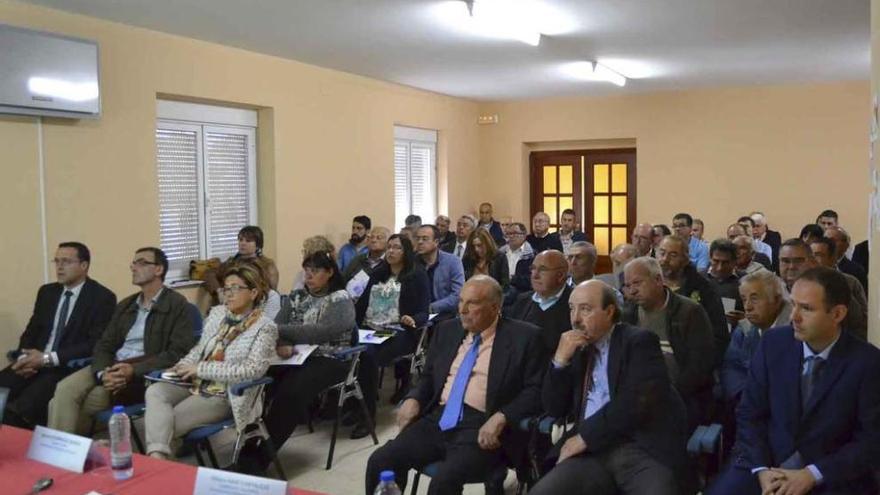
[187, 303, 204, 339]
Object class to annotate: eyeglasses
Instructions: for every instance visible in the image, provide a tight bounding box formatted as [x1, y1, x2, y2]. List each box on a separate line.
[51, 258, 80, 266]
[221, 284, 251, 296]
[130, 259, 158, 267]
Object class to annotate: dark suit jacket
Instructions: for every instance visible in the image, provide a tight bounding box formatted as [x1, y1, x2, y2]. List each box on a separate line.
[763, 229, 782, 270]
[463, 252, 510, 290]
[542, 324, 694, 493]
[407, 317, 545, 460]
[675, 263, 730, 367]
[622, 289, 716, 397]
[838, 256, 868, 294]
[547, 230, 588, 248]
[478, 220, 507, 247]
[735, 326, 880, 491]
[506, 285, 573, 357]
[526, 233, 564, 254]
[852, 240, 869, 274]
[18, 278, 117, 366]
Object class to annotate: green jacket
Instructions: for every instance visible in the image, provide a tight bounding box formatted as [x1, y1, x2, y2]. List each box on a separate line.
[90, 288, 196, 378]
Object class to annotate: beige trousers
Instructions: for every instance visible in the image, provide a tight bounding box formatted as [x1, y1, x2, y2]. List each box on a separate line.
[47, 366, 113, 435]
[144, 382, 231, 456]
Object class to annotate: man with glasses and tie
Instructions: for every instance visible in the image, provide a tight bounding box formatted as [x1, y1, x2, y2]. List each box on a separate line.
[709, 266, 880, 495]
[365, 276, 544, 495]
[0, 242, 116, 428]
[529, 280, 692, 495]
[48, 247, 195, 435]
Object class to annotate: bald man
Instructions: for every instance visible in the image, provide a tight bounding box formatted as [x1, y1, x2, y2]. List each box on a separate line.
[365, 276, 544, 495]
[507, 250, 572, 356]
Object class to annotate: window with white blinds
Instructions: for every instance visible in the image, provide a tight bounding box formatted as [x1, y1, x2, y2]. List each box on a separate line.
[394, 125, 437, 230]
[156, 101, 257, 281]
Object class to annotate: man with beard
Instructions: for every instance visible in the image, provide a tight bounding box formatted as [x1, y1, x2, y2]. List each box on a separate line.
[338, 215, 371, 272]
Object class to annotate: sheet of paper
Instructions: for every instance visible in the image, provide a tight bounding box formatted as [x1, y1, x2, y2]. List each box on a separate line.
[428, 313, 439, 321]
[358, 329, 391, 344]
[721, 297, 737, 313]
[193, 466, 287, 495]
[27, 425, 93, 473]
[270, 344, 318, 366]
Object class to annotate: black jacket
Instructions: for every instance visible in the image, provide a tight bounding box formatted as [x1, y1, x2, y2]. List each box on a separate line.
[763, 229, 782, 270]
[506, 285, 573, 358]
[673, 263, 729, 367]
[542, 323, 695, 493]
[463, 252, 510, 290]
[526, 233, 563, 254]
[18, 278, 117, 366]
[838, 256, 868, 294]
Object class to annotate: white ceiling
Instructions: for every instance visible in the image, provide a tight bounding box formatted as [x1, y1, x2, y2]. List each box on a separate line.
[23, 0, 870, 101]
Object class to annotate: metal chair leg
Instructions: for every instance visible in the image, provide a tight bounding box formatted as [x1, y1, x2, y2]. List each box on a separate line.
[410, 471, 421, 495]
[326, 411, 341, 470]
[205, 440, 220, 468]
[193, 444, 206, 466]
[358, 395, 379, 445]
[263, 436, 287, 481]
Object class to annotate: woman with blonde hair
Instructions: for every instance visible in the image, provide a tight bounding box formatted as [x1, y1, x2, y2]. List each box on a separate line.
[144, 262, 278, 459]
[291, 235, 336, 290]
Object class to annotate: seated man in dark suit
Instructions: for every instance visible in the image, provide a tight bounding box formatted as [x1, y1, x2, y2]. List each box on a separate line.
[527, 212, 564, 254]
[824, 226, 868, 294]
[548, 209, 587, 255]
[622, 257, 716, 428]
[364, 276, 544, 495]
[0, 242, 116, 428]
[507, 250, 572, 357]
[709, 267, 880, 495]
[530, 280, 694, 495]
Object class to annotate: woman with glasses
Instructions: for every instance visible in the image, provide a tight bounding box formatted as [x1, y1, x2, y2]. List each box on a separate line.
[290, 235, 337, 291]
[351, 234, 430, 439]
[462, 228, 509, 290]
[237, 250, 356, 473]
[144, 262, 277, 460]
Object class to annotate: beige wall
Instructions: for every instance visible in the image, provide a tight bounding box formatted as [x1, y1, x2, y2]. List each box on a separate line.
[477, 81, 870, 243]
[0, 0, 481, 351]
[870, 0, 879, 343]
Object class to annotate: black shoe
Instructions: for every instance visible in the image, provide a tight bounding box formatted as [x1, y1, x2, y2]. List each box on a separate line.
[350, 421, 373, 440]
[341, 409, 360, 427]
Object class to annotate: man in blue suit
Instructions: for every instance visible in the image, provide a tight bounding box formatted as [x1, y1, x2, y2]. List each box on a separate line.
[415, 224, 465, 320]
[709, 266, 880, 494]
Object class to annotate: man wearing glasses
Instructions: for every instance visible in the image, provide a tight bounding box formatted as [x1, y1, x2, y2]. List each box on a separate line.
[671, 213, 709, 272]
[48, 247, 195, 435]
[0, 242, 116, 428]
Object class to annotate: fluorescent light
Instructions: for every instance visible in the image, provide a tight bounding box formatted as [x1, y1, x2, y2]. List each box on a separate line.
[28, 77, 99, 102]
[469, 0, 541, 46]
[559, 61, 627, 87]
[431, 1, 574, 46]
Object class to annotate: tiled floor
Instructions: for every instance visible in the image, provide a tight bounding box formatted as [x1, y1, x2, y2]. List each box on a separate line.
[153, 374, 518, 495]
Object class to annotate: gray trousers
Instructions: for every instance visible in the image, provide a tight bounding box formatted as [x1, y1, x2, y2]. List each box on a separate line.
[530, 442, 677, 495]
[144, 382, 231, 456]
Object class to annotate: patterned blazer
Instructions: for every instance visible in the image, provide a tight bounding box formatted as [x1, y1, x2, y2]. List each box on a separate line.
[178, 305, 278, 431]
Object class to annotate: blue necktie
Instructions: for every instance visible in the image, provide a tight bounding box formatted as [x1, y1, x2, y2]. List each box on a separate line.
[801, 355, 825, 409]
[439, 334, 482, 431]
[52, 290, 73, 351]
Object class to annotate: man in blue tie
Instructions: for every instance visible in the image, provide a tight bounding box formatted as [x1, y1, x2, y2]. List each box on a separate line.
[709, 266, 880, 495]
[365, 275, 544, 495]
[0, 242, 116, 428]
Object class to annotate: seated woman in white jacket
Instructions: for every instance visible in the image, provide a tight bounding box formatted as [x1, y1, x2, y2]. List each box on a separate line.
[144, 262, 278, 459]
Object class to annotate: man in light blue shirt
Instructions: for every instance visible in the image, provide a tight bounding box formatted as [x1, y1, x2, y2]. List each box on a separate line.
[672, 213, 709, 271]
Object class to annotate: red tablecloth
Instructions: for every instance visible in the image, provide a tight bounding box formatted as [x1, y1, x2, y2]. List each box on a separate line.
[0, 426, 324, 495]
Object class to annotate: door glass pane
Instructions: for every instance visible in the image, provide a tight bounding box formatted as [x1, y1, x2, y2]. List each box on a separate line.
[594, 227, 609, 255]
[580, 159, 586, 225]
[559, 165, 573, 194]
[543, 166, 557, 194]
[593, 196, 609, 224]
[594, 164, 609, 193]
[611, 163, 627, 193]
[543, 196, 557, 225]
[611, 196, 627, 224]
[612, 227, 628, 250]
[560, 196, 573, 220]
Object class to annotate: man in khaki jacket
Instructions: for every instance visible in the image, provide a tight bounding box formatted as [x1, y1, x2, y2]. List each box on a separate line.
[48, 247, 195, 435]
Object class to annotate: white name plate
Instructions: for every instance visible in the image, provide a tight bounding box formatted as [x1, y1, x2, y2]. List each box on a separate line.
[193, 467, 287, 495]
[26, 425, 93, 473]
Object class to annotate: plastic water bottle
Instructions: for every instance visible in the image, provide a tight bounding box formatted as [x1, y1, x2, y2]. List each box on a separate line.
[108, 405, 134, 480]
[373, 470, 401, 495]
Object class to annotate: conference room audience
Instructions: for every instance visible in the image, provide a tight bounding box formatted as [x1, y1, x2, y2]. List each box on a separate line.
[343, 226, 390, 299]
[48, 247, 195, 435]
[501, 222, 535, 298]
[671, 213, 709, 271]
[0, 242, 116, 428]
[809, 237, 868, 340]
[462, 228, 509, 290]
[507, 250, 573, 357]
[622, 257, 716, 429]
[709, 267, 880, 495]
[596, 243, 636, 289]
[442, 214, 476, 258]
[531, 281, 695, 495]
[476, 202, 506, 247]
[750, 211, 782, 269]
[824, 225, 868, 293]
[816, 208, 839, 230]
[144, 262, 277, 460]
[631, 223, 655, 257]
[434, 215, 456, 247]
[566, 241, 598, 287]
[737, 216, 774, 261]
[365, 276, 544, 495]
[291, 235, 336, 290]
[414, 225, 464, 319]
[706, 239, 743, 311]
[204, 226, 280, 304]
[656, 235, 729, 366]
[355, 234, 430, 437]
[548, 208, 588, 254]
[240, 251, 356, 472]
[731, 235, 770, 275]
[337, 215, 371, 273]
[527, 212, 564, 253]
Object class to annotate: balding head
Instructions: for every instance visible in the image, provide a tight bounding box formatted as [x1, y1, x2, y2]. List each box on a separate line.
[624, 257, 666, 309]
[631, 223, 654, 256]
[458, 275, 502, 333]
[823, 226, 850, 260]
[610, 243, 638, 273]
[569, 280, 620, 342]
[531, 250, 568, 297]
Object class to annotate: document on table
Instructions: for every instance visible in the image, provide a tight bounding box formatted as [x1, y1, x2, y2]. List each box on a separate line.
[358, 329, 392, 344]
[270, 344, 318, 366]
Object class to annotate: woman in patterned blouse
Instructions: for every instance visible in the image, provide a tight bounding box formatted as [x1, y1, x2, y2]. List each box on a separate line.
[144, 262, 277, 459]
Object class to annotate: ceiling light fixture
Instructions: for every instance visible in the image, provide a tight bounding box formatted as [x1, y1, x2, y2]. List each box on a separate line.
[560, 61, 627, 87]
[461, 0, 542, 46]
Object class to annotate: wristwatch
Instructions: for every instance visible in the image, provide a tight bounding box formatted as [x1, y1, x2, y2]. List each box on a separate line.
[42, 353, 52, 367]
